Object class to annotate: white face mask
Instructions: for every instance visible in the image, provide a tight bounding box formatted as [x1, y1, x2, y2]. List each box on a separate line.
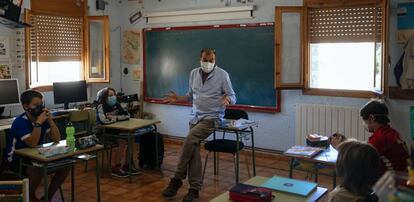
[200, 61, 215, 73]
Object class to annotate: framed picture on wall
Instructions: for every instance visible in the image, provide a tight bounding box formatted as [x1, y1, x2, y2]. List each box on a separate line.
[132, 67, 141, 81]
[0, 63, 11, 79]
[122, 29, 141, 65]
[0, 37, 10, 59]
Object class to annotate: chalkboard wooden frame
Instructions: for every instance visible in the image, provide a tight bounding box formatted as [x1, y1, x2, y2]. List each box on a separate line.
[143, 23, 281, 113]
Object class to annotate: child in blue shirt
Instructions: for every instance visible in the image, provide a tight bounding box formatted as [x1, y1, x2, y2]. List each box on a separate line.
[5, 90, 70, 202]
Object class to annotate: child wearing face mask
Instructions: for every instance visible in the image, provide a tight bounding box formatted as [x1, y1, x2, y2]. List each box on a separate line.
[95, 87, 140, 178]
[330, 99, 409, 175]
[5, 90, 70, 202]
[361, 100, 409, 175]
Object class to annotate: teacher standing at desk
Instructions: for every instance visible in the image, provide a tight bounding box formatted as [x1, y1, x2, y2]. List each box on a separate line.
[162, 48, 236, 202]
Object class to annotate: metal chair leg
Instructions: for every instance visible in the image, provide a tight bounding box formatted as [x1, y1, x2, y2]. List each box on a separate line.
[101, 148, 106, 174]
[216, 153, 219, 175]
[59, 186, 65, 202]
[71, 164, 75, 202]
[233, 155, 238, 184]
[243, 152, 251, 178]
[289, 158, 294, 178]
[202, 152, 210, 185]
[109, 145, 113, 173]
[84, 160, 88, 173]
[101, 134, 106, 173]
[213, 132, 217, 175]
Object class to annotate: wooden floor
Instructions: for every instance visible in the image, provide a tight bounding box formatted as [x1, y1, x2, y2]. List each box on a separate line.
[41, 139, 335, 202]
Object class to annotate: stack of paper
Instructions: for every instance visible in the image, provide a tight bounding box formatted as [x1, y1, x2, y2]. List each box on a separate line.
[284, 146, 324, 158]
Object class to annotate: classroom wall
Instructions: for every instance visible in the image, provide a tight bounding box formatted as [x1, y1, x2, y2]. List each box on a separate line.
[116, 0, 412, 151]
[386, 0, 414, 149]
[2, 0, 412, 151]
[2, 0, 125, 116]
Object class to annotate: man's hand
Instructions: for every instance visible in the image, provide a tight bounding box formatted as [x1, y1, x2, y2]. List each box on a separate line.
[222, 95, 231, 106]
[164, 91, 178, 103]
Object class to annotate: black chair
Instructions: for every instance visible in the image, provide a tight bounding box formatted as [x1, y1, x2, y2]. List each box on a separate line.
[202, 109, 252, 184]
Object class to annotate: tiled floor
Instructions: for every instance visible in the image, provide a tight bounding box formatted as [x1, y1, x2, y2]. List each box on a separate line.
[39, 139, 335, 202]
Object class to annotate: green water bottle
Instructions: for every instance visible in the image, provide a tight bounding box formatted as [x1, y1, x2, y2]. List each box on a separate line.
[66, 122, 76, 151]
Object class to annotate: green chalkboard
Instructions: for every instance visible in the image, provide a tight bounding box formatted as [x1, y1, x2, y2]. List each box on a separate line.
[144, 24, 279, 112]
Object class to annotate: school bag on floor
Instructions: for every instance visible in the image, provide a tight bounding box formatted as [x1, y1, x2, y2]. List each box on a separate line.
[138, 132, 164, 169]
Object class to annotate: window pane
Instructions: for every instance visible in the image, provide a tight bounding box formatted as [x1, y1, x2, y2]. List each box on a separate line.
[310, 43, 375, 91]
[30, 61, 82, 87]
[89, 20, 105, 79]
[374, 42, 382, 92]
[281, 12, 302, 84]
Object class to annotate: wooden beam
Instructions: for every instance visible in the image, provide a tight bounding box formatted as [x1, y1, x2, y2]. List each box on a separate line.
[303, 88, 382, 98]
[30, 0, 87, 17]
[305, 0, 382, 7]
[389, 87, 414, 100]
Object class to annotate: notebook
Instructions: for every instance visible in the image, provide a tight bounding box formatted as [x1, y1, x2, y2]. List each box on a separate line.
[261, 176, 317, 197]
[284, 145, 324, 158]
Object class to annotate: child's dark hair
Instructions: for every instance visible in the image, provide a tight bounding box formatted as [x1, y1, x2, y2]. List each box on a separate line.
[360, 100, 390, 124]
[336, 140, 380, 197]
[97, 87, 116, 105]
[20, 90, 43, 105]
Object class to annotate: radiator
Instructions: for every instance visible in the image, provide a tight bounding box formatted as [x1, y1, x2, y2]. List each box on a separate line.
[295, 104, 371, 145]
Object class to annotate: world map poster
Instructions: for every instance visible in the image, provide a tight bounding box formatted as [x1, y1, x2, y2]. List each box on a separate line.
[122, 29, 141, 65]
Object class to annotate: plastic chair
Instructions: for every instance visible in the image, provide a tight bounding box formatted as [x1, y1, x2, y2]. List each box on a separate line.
[69, 110, 90, 137]
[70, 110, 96, 173]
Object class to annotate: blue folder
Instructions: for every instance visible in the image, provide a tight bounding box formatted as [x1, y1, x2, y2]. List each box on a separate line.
[261, 176, 317, 197]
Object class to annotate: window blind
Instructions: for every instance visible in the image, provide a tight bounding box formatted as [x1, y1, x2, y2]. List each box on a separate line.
[29, 13, 83, 62]
[309, 6, 383, 43]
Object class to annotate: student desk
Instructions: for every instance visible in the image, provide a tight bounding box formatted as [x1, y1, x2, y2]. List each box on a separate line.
[0, 113, 86, 165]
[0, 119, 12, 164]
[210, 176, 328, 202]
[0, 117, 14, 131]
[0, 124, 11, 131]
[285, 145, 338, 187]
[0, 116, 60, 170]
[212, 120, 258, 184]
[99, 118, 161, 183]
[14, 141, 104, 202]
